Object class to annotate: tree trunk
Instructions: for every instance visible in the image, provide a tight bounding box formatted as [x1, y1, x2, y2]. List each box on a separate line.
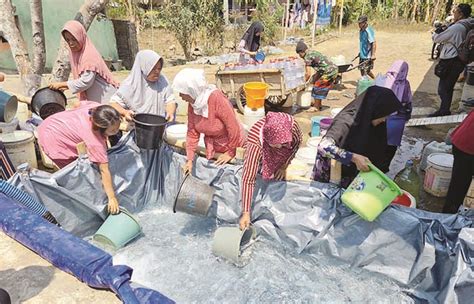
[393, 0, 399, 20]
[425, 0, 431, 23]
[51, 0, 110, 81]
[412, 0, 418, 22]
[0, 0, 41, 95]
[30, 0, 46, 75]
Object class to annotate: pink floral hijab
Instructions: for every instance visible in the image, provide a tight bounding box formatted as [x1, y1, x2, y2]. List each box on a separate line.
[261, 112, 295, 180]
[62, 20, 119, 100]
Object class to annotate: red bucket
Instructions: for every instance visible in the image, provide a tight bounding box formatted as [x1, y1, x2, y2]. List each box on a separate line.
[391, 190, 416, 208]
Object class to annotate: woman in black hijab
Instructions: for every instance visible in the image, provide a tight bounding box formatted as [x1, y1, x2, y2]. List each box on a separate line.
[312, 86, 402, 188]
[238, 21, 264, 63]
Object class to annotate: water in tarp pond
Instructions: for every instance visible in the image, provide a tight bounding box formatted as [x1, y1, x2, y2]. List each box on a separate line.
[113, 208, 413, 303]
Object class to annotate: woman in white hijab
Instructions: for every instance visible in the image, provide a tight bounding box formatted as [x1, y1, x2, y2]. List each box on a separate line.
[173, 68, 245, 175]
[110, 50, 176, 121]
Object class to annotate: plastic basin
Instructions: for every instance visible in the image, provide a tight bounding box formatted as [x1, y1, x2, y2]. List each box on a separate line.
[243, 82, 268, 109]
[93, 208, 142, 250]
[133, 113, 167, 149]
[341, 163, 402, 221]
[320, 118, 333, 135]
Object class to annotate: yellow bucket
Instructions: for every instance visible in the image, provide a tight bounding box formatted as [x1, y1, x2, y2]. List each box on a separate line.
[243, 82, 269, 109]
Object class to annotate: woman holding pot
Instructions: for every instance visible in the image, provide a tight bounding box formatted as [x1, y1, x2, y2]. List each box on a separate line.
[49, 20, 119, 104]
[38, 102, 121, 214]
[110, 50, 176, 122]
[172, 68, 245, 174]
[312, 86, 401, 188]
[239, 112, 302, 230]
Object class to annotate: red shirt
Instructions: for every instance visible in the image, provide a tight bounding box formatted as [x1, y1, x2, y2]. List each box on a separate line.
[186, 90, 245, 161]
[452, 111, 474, 155]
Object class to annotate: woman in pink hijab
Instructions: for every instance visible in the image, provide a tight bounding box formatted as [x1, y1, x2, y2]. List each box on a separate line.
[239, 112, 302, 230]
[49, 20, 119, 103]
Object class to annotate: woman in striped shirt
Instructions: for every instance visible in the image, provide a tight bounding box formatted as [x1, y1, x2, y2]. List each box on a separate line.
[239, 112, 302, 230]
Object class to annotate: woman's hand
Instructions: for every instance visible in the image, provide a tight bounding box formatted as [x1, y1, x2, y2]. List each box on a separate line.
[49, 82, 68, 91]
[352, 153, 371, 172]
[107, 196, 120, 214]
[182, 160, 193, 175]
[274, 166, 287, 181]
[239, 212, 251, 230]
[165, 103, 177, 122]
[124, 110, 135, 122]
[214, 152, 233, 166]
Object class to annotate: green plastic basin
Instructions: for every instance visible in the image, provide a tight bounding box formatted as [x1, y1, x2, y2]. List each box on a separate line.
[93, 208, 142, 250]
[341, 163, 402, 221]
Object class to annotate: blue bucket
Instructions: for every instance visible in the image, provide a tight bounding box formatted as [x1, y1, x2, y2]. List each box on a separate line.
[310, 116, 326, 137]
[255, 50, 265, 63]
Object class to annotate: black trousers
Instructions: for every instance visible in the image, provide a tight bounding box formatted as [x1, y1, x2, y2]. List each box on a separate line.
[437, 57, 465, 114]
[443, 145, 474, 213]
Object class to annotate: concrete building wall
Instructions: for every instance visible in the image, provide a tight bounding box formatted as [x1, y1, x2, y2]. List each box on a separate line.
[0, 0, 118, 72]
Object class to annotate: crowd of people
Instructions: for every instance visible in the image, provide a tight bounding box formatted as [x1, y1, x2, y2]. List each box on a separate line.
[0, 3, 473, 231]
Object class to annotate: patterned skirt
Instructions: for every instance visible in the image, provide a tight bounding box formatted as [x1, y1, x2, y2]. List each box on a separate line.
[311, 74, 337, 100]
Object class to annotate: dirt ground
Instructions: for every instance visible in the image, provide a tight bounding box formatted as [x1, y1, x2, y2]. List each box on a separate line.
[0, 23, 466, 303]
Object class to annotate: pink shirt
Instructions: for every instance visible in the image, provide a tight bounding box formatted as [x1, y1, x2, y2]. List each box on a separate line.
[38, 102, 108, 167]
[186, 90, 245, 161]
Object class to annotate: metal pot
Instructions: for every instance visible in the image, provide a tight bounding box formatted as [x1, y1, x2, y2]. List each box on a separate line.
[0, 91, 18, 123]
[31, 88, 67, 120]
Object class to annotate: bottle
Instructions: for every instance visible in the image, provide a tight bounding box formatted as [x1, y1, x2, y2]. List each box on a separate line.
[394, 159, 421, 203]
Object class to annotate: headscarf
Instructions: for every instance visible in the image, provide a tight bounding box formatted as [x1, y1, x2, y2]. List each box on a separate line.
[381, 60, 412, 104]
[115, 50, 173, 116]
[241, 21, 264, 52]
[62, 21, 119, 100]
[172, 68, 217, 118]
[261, 112, 296, 180]
[296, 40, 308, 53]
[325, 86, 402, 172]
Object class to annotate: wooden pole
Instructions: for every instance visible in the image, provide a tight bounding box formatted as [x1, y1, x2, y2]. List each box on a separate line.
[311, 0, 318, 47]
[284, 0, 290, 41]
[339, 0, 344, 35]
[224, 0, 229, 25]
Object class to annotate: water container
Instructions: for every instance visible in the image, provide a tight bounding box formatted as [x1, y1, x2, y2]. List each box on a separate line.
[356, 76, 374, 96]
[394, 160, 421, 203]
[0, 130, 37, 168]
[306, 136, 323, 148]
[243, 82, 268, 109]
[423, 153, 453, 197]
[420, 141, 452, 171]
[310, 116, 326, 136]
[0, 117, 18, 134]
[173, 174, 215, 216]
[342, 163, 402, 221]
[320, 118, 333, 136]
[243, 106, 265, 128]
[93, 208, 142, 250]
[296, 147, 317, 165]
[133, 113, 167, 149]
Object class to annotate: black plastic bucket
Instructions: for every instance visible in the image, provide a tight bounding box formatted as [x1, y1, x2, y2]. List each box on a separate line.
[31, 88, 67, 120]
[133, 113, 167, 149]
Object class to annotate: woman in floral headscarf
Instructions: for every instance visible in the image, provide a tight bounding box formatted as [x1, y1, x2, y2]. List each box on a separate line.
[49, 20, 119, 103]
[239, 112, 302, 230]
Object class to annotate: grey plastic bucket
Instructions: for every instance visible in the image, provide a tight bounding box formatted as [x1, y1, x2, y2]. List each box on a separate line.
[133, 113, 167, 149]
[0, 91, 18, 123]
[212, 226, 256, 264]
[31, 87, 66, 120]
[173, 174, 215, 217]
